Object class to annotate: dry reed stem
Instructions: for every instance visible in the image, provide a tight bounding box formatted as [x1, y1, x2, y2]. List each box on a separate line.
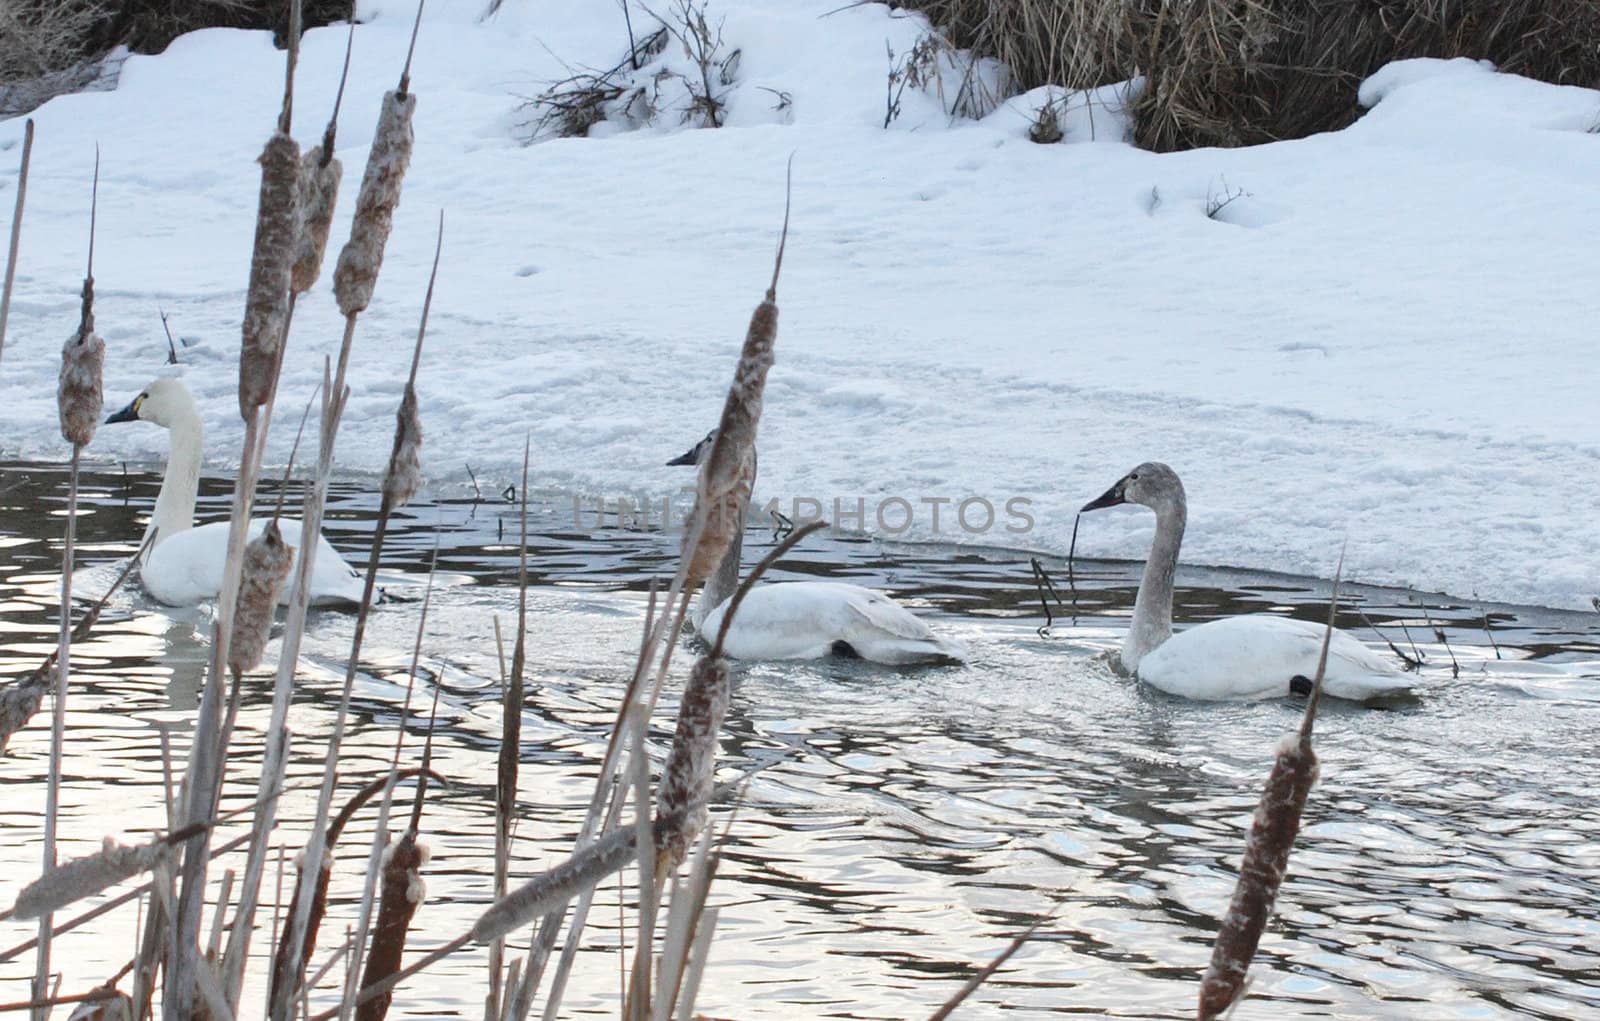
[927, 915, 1053, 1021]
[1198, 559, 1344, 1020]
[240, 132, 302, 419]
[0, 117, 35, 375]
[39, 151, 105, 1018]
[332, 90, 415, 316]
[490, 438, 531, 1013]
[226, 520, 295, 678]
[266, 769, 441, 1011]
[271, 42, 425, 1005]
[339, 564, 442, 1021]
[472, 815, 689, 944]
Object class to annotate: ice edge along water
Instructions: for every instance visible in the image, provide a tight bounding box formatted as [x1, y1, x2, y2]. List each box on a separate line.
[0, 1, 1596, 612]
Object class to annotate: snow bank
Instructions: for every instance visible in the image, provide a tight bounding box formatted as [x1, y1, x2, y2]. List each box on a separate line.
[1, 1, 1596, 610]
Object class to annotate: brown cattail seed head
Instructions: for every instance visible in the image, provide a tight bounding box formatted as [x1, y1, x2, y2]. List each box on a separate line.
[382, 383, 422, 508]
[334, 90, 416, 317]
[228, 520, 294, 677]
[682, 297, 777, 582]
[292, 145, 343, 294]
[1198, 732, 1319, 1020]
[656, 654, 731, 869]
[58, 329, 104, 447]
[240, 132, 302, 421]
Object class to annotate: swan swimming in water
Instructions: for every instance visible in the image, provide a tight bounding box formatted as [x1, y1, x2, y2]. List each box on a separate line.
[1080, 462, 1413, 701]
[668, 431, 963, 665]
[105, 377, 365, 607]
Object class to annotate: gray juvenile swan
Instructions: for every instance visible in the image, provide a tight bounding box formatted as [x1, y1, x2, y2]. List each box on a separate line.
[667, 431, 963, 665]
[106, 377, 364, 607]
[1081, 461, 1413, 701]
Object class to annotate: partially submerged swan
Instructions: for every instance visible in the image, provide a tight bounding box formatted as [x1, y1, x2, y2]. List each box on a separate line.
[669, 432, 963, 665]
[105, 377, 364, 607]
[1080, 462, 1412, 701]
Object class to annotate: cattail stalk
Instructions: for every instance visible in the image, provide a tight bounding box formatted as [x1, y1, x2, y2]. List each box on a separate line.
[1198, 561, 1345, 1020]
[339, 562, 441, 1021]
[680, 160, 790, 584]
[0, 118, 35, 375]
[273, 206, 439, 1018]
[256, 11, 426, 1008]
[488, 439, 530, 1015]
[36, 149, 105, 1021]
[538, 166, 796, 1018]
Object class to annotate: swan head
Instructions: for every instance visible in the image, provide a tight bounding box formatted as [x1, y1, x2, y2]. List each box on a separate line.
[1082, 461, 1184, 514]
[106, 377, 198, 430]
[666, 429, 718, 467]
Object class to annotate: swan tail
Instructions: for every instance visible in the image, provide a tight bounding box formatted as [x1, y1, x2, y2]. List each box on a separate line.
[1321, 670, 1415, 701]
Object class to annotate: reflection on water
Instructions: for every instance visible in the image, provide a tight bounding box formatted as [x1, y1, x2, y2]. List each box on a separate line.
[2, 460, 1599, 1019]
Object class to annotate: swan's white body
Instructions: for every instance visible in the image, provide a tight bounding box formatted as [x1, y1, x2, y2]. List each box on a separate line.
[671, 431, 962, 665]
[108, 377, 365, 608]
[1135, 614, 1410, 701]
[700, 581, 964, 665]
[1084, 462, 1412, 702]
[141, 517, 363, 608]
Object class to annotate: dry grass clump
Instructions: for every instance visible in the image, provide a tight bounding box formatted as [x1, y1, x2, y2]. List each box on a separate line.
[894, 0, 1600, 150]
[0, 1, 108, 85]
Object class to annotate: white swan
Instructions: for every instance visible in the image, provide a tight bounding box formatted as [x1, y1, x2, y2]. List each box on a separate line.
[105, 377, 365, 608]
[1080, 462, 1413, 701]
[669, 432, 963, 665]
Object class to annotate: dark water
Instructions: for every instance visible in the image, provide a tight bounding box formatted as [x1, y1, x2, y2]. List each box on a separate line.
[2, 460, 1598, 1019]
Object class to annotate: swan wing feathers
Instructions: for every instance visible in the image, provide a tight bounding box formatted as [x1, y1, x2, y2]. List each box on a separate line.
[1137, 614, 1412, 701]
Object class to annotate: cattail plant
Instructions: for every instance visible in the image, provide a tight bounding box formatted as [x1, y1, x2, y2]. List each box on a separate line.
[229, 10, 430, 1014]
[655, 655, 730, 871]
[332, 7, 422, 318]
[487, 441, 531, 1015]
[513, 166, 798, 1019]
[0, 117, 34, 375]
[292, 24, 352, 297]
[680, 160, 790, 585]
[238, 130, 302, 420]
[169, 9, 309, 1015]
[270, 205, 439, 1017]
[1198, 563, 1345, 1020]
[36, 149, 105, 1021]
[226, 520, 295, 678]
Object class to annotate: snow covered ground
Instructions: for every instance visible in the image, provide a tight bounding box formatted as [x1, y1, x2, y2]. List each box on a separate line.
[1, 0, 1596, 610]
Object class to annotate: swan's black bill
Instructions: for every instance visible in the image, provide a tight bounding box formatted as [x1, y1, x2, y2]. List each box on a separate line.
[666, 429, 717, 467]
[106, 397, 141, 424]
[1081, 481, 1126, 512]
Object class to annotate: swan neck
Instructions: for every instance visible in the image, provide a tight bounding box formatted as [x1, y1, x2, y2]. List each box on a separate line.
[696, 514, 744, 632]
[148, 410, 202, 551]
[1124, 496, 1185, 672]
